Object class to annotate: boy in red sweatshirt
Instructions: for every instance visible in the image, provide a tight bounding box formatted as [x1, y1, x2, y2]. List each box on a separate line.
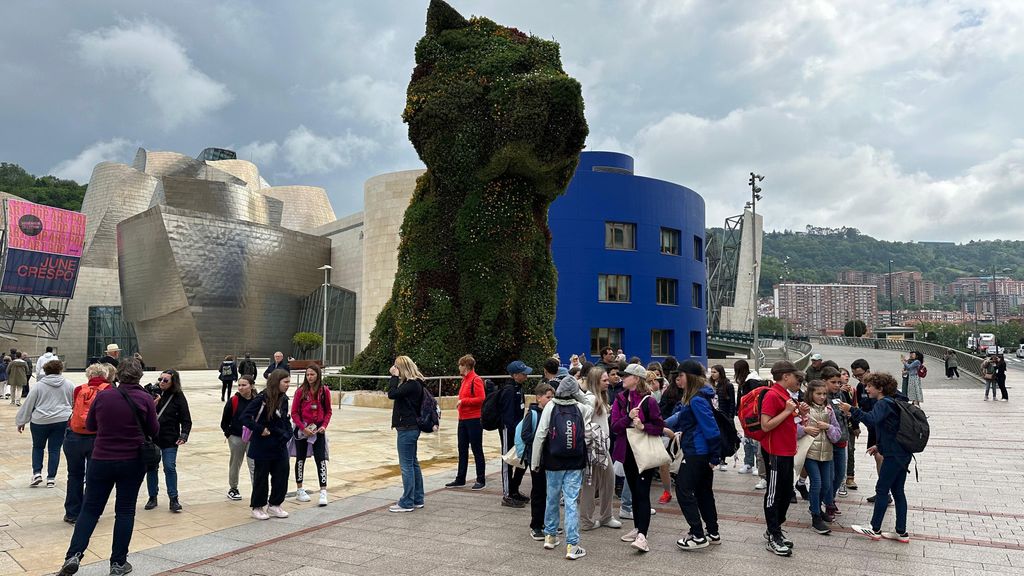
[446, 354, 487, 490]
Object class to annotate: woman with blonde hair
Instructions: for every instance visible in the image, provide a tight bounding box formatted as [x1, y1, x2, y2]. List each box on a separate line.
[580, 366, 621, 530]
[387, 355, 427, 512]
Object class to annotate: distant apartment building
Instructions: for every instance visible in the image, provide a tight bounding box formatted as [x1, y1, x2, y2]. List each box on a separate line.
[836, 269, 937, 305]
[950, 276, 1024, 321]
[775, 283, 879, 334]
[900, 309, 966, 324]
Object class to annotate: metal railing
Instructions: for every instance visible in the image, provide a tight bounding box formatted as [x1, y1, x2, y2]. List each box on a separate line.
[318, 373, 544, 408]
[809, 336, 984, 381]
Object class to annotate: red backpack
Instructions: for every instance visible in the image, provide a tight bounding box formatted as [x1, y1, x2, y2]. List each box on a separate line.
[69, 383, 111, 433]
[738, 384, 777, 442]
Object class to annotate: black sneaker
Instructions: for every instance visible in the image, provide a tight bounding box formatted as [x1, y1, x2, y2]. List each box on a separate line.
[866, 494, 893, 504]
[227, 488, 242, 501]
[811, 515, 831, 535]
[63, 515, 77, 525]
[765, 535, 792, 557]
[109, 560, 133, 575]
[790, 492, 798, 504]
[795, 482, 809, 500]
[707, 533, 721, 545]
[169, 497, 182, 513]
[501, 496, 524, 508]
[471, 482, 486, 491]
[530, 528, 544, 541]
[764, 530, 794, 548]
[444, 480, 466, 489]
[510, 492, 530, 503]
[676, 535, 709, 550]
[144, 497, 158, 510]
[57, 554, 81, 576]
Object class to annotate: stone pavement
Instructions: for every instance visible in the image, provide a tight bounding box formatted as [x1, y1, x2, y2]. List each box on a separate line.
[5, 347, 1024, 576]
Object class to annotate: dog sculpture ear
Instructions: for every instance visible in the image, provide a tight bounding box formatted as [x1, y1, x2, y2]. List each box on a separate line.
[425, 0, 468, 35]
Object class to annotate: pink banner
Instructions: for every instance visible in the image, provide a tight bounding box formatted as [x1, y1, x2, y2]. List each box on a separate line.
[6, 199, 86, 257]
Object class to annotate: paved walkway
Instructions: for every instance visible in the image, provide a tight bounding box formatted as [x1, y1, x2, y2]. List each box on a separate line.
[4, 346, 1024, 576]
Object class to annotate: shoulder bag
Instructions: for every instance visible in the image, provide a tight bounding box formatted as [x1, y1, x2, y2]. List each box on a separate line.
[626, 394, 671, 471]
[116, 386, 162, 470]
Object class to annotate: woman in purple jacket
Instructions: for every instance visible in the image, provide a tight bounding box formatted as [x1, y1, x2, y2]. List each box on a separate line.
[57, 358, 158, 576]
[611, 363, 672, 552]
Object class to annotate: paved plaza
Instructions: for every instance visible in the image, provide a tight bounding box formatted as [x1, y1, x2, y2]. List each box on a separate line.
[0, 346, 1022, 575]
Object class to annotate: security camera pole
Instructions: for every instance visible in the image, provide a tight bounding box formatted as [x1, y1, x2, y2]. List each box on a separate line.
[748, 172, 764, 372]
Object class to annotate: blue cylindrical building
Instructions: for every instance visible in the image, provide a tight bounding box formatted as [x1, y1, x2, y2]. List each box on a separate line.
[549, 151, 707, 366]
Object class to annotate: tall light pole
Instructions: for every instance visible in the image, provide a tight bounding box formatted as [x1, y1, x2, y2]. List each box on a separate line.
[748, 172, 764, 371]
[887, 259, 894, 326]
[983, 266, 1012, 348]
[318, 264, 332, 366]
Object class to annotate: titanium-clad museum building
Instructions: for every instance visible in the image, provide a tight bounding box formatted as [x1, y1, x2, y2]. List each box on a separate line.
[46, 147, 704, 370]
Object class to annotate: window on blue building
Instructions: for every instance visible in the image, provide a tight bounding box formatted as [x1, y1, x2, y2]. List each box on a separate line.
[599, 274, 631, 302]
[591, 328, 623, 356]
[693, 235, 704, 261]
[656, 278, 678, 305]
[660, 227, 681, 255]
[691, 282, 703, 308]
[651, 330, 673, 356]
[605, 222, 636, 250]
[690, 331, 703, 356]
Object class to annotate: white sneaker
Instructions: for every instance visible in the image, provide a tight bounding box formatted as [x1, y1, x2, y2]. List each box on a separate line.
[631, 533, 650, 552]
[621, 528, 639, 542]
[318, 490, 328, 507]
[754, 479, 767, 490]
[295, 488, 311, 502]
[251, 507, 270, 520]
[738, 465, 753, 474]
[651, 508, 657, 516]
[619, 508, 633, 520]
[267, 505, 289, 518]
[582, 519, 601, 531]
[566, 544, 586, 560]
[602, 517, 623, 529]
[717, 463, 728, 471]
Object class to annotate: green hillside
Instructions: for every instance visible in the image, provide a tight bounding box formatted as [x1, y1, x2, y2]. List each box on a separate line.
[709, 226, 1024, 300]
[0, 163, 86, 211]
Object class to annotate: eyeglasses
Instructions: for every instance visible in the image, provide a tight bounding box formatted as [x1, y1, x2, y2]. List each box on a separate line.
[158, 378, 171, 383]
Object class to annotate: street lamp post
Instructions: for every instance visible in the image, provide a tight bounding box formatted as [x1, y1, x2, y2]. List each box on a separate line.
[888, 259, 894, 327]
[318, 264, 332, 366]
[984, 266, 1012, 348]
[748, 172, 764, 371]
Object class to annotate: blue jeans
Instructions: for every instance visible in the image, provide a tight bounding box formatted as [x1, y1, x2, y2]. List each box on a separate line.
[396, 428, 424, 509]
[872, 455, 910, 533]
[804, 458, 834, 517]
[63, 431, 95, 518]
[743, 438, 759, 468]
[146, 446, 178, 498]
[985, 378, 999, 398]
[619, 470, 632, 513]
[545, 469, 583, 545]
[832, 446, 847, 496]
[65, 458, 146, 564]
[30, 420, 67, 479]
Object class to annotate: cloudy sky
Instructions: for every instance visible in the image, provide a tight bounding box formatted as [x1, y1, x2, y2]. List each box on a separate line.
[1, 0, 1021, 242]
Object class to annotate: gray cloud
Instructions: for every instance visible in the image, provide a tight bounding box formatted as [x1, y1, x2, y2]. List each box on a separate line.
[0, 0, 1022, 242]
[50, 138, 136, 182]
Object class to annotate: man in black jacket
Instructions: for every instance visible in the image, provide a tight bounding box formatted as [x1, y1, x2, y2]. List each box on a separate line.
[263, 351, 289, 379]
[500, 361, 530, 508]
[238, 353, 257, 380]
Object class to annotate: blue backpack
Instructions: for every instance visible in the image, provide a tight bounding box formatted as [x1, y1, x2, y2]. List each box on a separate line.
[544, 403, 586, 470]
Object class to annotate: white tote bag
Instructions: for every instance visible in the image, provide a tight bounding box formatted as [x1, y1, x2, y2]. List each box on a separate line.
[626, 396, 671, 472]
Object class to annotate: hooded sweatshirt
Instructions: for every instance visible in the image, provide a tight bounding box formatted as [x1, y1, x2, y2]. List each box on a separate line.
[35, 352, 57, 379]
[665, 384, 722, 463]
[530, 375, 593, 471]
[15, 373, 73, 426]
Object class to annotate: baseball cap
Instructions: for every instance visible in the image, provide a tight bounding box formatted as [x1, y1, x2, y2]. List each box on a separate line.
[810, 353, 823, 361]
[506, 360, 533, 375]
[623, 363, 647, 378]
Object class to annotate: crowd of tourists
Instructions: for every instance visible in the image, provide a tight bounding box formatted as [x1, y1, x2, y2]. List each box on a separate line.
[387, 347, 927, 561]
[1, 341, 930, 574]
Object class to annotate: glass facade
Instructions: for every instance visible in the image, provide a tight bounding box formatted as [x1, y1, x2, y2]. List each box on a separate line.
[599, 274, 631, 302]
[590, 328, 623, 356]
[660, 227, 681, 255]
[295, 284, 357, 366]
[656, 278, 678, 305]
[196, 147, 237, 161]
[605, 222, 636, 250]
[651, 329, 673, 356]
[86, 306, 138, 364]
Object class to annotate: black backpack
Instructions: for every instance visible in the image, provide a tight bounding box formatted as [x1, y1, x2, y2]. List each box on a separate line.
[415, 382, 441, 434]
[888, 397, 929, 453]
[480, 379, 502, 431]
[713, 407, 741, 458]
[544, 403, 586, 470]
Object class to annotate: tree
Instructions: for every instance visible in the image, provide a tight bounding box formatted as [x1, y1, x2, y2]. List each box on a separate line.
[292, 332, 323, 359]
[844, 320, 867, 337]
[758, 316, 786, 335]
[0, 162, 87, 211]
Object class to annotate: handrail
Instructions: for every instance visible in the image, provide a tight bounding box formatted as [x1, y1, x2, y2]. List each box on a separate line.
[320, 373, 543, 408]
[808, 336, 984, 382]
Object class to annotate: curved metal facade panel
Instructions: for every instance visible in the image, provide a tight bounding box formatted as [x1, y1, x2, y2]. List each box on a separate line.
[132, 149, 201, 178]
[80, 162, 158, 269]
[548, 151, 707, 366]
[118, 206, 332, 369]
[156, 176, 283, 227]
[261, 186, 337, 231]
[206, 159, 263, 191]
